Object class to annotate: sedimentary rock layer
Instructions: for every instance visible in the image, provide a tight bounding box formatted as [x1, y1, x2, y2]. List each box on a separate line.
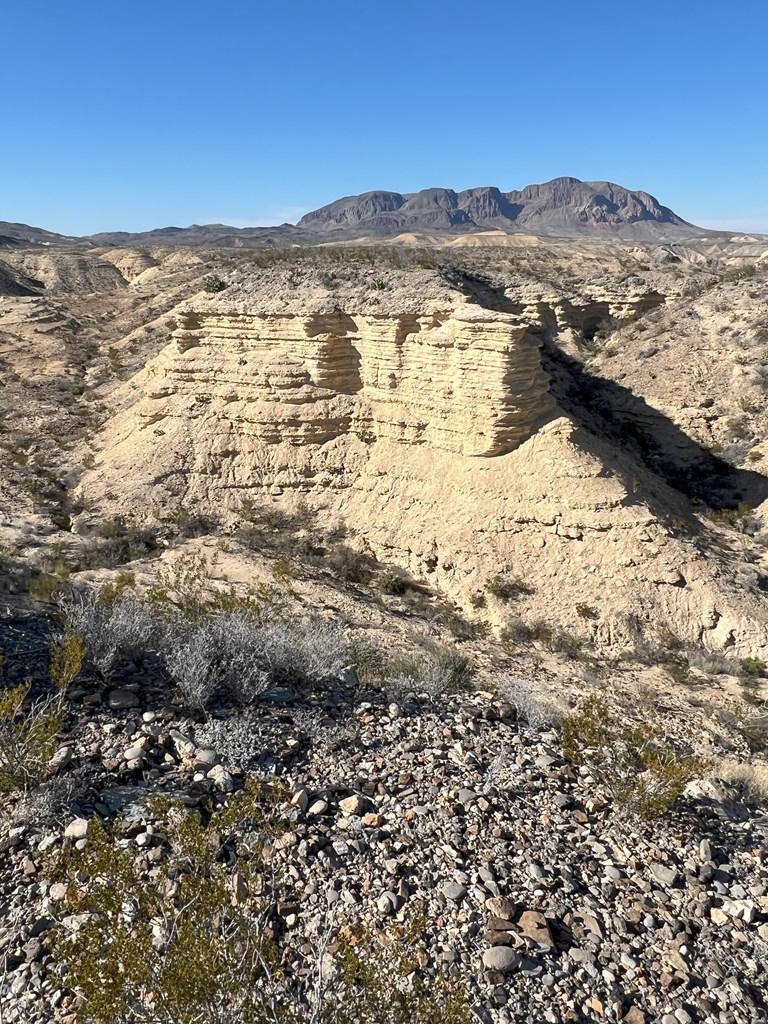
[152, 303, 555, 460]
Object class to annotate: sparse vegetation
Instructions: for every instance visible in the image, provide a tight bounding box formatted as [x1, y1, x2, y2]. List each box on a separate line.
[562, 695, 709, 819]
[741, 656, 767, 678]
[55, 786, 469, 1024]
[202, 273, 227, 293]
[484, 574, 534, 602]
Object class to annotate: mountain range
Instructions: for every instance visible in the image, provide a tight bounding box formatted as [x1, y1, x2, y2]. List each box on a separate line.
[0, 177, 717, 247]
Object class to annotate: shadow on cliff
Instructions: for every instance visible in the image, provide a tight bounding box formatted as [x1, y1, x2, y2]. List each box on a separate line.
[543, 341, 768, 513]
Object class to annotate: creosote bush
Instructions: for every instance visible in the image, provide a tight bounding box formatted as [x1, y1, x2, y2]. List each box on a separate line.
[202, 273, 227, 293]
[484, 574, 534, 602]
[741, 656, 767, 678]
[55, 785, 470, 1024]
[377, 568, 409, 596]
[0, 630, 84, 794]
[0, 682, 61, 793]
[562, 695, 709, 819]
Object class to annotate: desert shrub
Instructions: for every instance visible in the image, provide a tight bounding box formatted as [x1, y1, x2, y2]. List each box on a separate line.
[497, 678, 557, 729]
[202, 273, 227, 293]
[164, 614, 271, 711]
[386, 646, 471, 702]
[258, 619, 349, 689]
[377, 568, 409, 595]
[50, 628, 87, 690]
[271, 555, 300, 584]
[575, 603, 598, 620]
[59, 591, 163, 677]
[687, 650, 741, 676]
[329, 913, 471, 1024]
[708, 502, 756, 533]
[55, 783, 289, 1024]
[0, 629, 81, 794]
[164, 504, 219, 538]
[656, 626, 686, 652]
[324, 543, 373, 584]
[12, 775, 78, 825]
[500, 617, 534, 647]
[82, 516, 158, 569]
[741, 656, 767, 678]
[166, 616, 349, 711]
[194, 715, 265, 770]
[55, 786, 468, 1024]
[484, 574, 534, 602]
[718, 760, 768, 806]
[562, 695, 709, 819]
[0, 683, 62, 793]
[529, 620, 586, 659]
[662, 657, 695, 687]
[348, 633, 386, 685]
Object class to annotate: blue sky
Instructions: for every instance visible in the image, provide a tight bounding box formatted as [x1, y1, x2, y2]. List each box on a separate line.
[3, 0, 767, 235]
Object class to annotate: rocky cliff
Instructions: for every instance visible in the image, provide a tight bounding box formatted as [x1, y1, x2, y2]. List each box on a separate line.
[80, 257, 768, 658]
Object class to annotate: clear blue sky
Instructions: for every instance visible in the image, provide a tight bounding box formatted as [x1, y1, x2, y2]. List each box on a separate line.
[3, 0, 767, 235]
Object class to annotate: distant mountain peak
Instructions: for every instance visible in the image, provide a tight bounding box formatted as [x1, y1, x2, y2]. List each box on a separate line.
[297, 177, 696, 240]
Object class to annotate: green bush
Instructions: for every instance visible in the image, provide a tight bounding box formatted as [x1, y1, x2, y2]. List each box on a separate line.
[55, 785, 470, 1024]
[741, 656, 767, 678]
[202, 274, 227, 293]
[562, 695, 709, 819]
[377, 569, 409, 595]
[484, 574, 534, 602]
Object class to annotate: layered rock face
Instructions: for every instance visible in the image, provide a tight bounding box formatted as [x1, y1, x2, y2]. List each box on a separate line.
[162, 305, 554, 461]
[83, 258, 768, 658]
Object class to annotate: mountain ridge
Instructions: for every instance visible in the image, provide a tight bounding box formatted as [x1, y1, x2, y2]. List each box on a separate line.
[0, 177, 728, 247]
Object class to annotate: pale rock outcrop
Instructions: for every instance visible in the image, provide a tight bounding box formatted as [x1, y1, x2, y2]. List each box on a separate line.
[81, 263, 768, 658]
[163, 304, 554, 458]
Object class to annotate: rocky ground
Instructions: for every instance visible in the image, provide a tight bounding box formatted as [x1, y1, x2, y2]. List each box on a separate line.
[1, 640, 768, 1024]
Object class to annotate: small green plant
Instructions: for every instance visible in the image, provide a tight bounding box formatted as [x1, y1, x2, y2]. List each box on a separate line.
[575, 603, 598, 620]
[0, 683, 61, 792]
[741, 656, 767, 678]
[55, 784, 468, 1024]
[202, 274, 227, 293]
[377, 568, 409, 595]
[484, 574, 534, 602]
[562, 695, 709, 819]
[50, 630, 86, 691]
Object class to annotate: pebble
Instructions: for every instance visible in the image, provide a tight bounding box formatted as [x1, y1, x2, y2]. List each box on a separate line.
[108, 689, 140, 709]
[1, 682, 765, 1024]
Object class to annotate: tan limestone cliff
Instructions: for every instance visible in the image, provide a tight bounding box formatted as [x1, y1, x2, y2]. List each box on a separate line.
[79, 264, 768, 659]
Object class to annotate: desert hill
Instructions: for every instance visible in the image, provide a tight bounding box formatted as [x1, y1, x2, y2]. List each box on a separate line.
[47, 240, 764, 661]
